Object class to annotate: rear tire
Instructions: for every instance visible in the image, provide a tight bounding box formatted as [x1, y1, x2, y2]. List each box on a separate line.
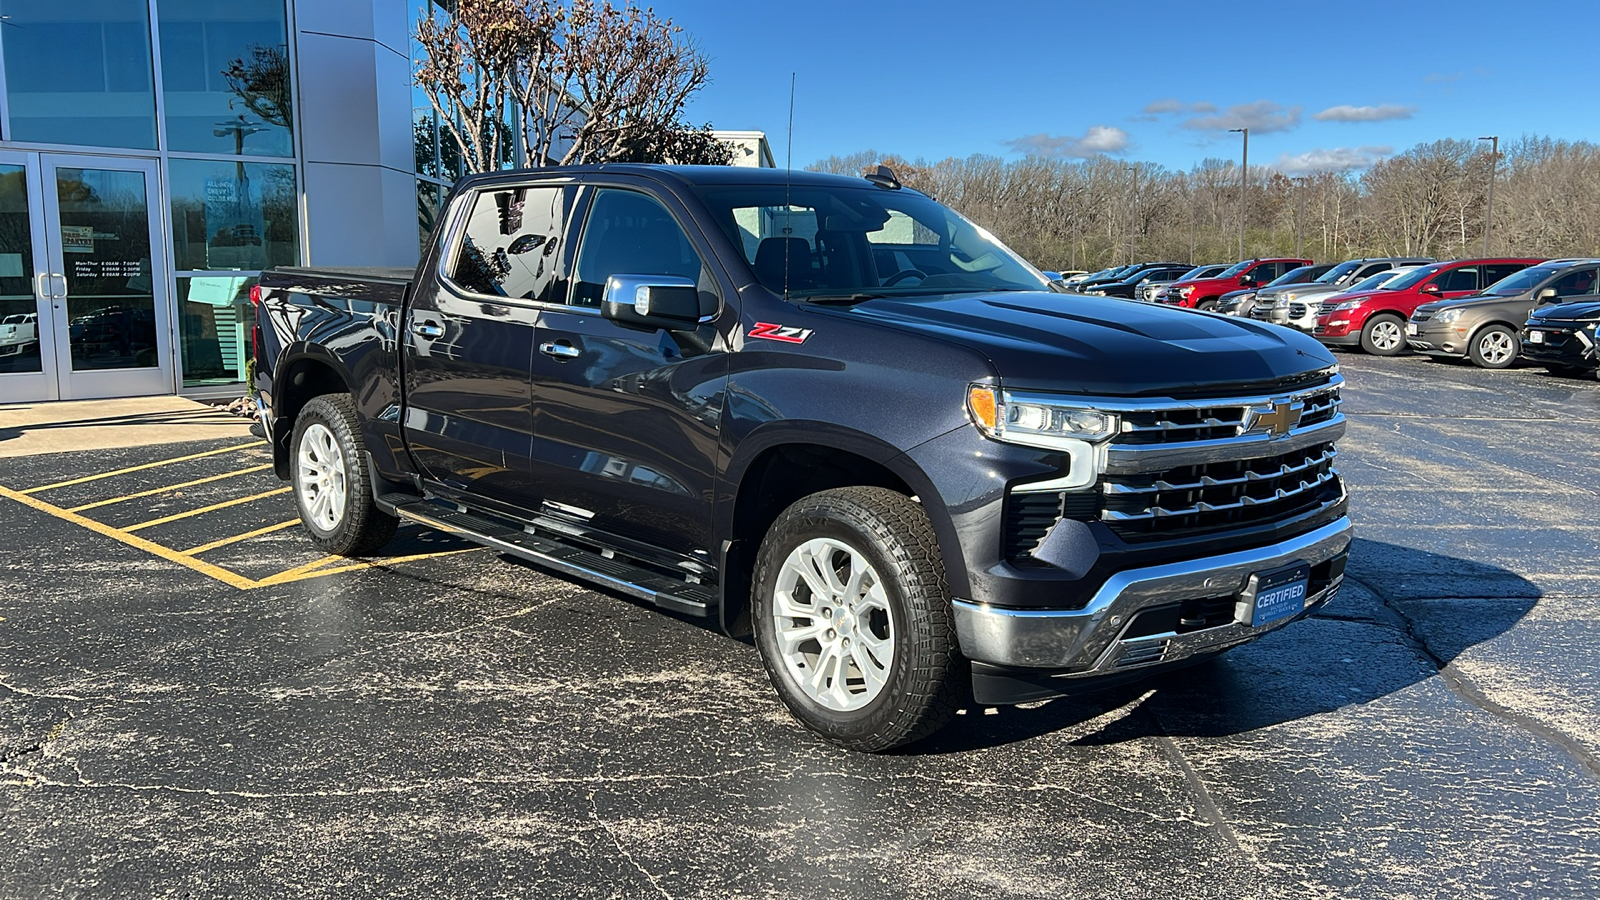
[290, 393, 399, 556]
[1468, 324, 1519, 369]
[1196, 298, 1219, 311]
[751, 487, 966, 752]
[1360, 314, 1407, 356]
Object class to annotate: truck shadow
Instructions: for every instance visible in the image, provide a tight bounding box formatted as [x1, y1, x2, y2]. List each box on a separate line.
[908, 538, 1540, 755]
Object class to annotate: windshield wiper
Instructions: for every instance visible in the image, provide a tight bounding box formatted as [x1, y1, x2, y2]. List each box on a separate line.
[801, 293, 887, 305]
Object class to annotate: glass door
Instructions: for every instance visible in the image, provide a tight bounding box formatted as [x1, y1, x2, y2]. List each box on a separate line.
[0, 151, 55, 402]
[38, 155, 173, 400]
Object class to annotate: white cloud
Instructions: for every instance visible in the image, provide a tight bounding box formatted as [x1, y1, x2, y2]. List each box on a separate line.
[1182, 100, 1302, 134]
[1143, 98, 1184, 114]
[1271, 146, 1393, 174]
[1313, 104, 1417, 123]
[1004, 126, 1131, 159]
[1425, 71, 1464, 84]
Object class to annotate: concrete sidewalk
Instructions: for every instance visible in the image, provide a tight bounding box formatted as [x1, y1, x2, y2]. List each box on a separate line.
[0, 397, 257, 459]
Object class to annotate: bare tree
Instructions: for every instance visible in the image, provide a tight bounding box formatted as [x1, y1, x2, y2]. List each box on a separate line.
[415, 0, 721, 173]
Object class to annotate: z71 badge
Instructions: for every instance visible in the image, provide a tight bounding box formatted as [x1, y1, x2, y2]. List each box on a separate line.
[749, 322, 814, 344]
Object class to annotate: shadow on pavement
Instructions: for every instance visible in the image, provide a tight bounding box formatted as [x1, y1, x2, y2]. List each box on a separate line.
[907, 537, 1538, 755]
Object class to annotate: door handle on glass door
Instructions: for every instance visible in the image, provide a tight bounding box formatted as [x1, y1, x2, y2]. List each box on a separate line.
[49, 274, 67, 299]
[539, 341, 581, 359]
[411, 321, 444, 339]
[35, 273, 52, 299]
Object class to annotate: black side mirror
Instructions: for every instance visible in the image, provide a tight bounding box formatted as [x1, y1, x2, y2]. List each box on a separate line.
[601, 274, 703, 329]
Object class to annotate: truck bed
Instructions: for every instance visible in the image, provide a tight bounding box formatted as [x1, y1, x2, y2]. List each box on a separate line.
[263, 267, 414, 305]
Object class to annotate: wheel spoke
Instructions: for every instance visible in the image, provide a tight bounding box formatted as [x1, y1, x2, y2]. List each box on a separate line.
[773, 587, 814, 620]
[850, 645, 887, 691]
[778, 621, 827, 653]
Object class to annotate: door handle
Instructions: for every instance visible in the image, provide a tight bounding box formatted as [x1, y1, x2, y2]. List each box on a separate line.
[35, 273, 51, 299]
[411, 321, 444, 340]
[539, 341, 581, 359]
[50, 273, 66, 299]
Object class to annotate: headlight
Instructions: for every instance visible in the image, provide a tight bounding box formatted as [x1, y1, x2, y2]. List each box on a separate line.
[967, 385, 1120, 449]
[1436, 308, 1463, 324]
[1178, 286, 1194, 298]
[1330, 299, 1366, 310]
[1282, 292, 1297, 302]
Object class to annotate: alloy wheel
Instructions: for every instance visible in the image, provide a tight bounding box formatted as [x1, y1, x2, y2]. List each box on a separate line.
[296, 423, 347, 531]
[770, 537, 896, 712]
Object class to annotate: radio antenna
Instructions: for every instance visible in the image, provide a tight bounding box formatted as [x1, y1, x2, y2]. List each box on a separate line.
[784, 72, 795, 301]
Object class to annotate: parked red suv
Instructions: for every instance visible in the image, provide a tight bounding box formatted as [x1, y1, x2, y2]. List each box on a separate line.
[1313, 258, 1543, 355]
[1161, 258, 1313, 310]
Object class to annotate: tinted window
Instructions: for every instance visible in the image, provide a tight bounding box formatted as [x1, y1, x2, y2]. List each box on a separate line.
[1480, 263, 1532, 286]
[1316, 260, 1364, 284]
[1550, 267, 1598, 297]
[572, 189, 703, 308]
[450, 185, 569, 302]
[1355, 262, 1392, 280]
[1434, 268, 1479, 292]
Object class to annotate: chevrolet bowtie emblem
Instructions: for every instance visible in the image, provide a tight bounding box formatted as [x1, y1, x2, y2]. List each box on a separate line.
[1247, 400, 1304, 438]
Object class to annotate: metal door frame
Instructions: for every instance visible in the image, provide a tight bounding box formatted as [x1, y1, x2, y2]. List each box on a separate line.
[0, 149, 59, 402]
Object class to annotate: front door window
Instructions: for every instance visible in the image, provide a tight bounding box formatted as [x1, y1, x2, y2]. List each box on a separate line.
[54, 166, 159, 371]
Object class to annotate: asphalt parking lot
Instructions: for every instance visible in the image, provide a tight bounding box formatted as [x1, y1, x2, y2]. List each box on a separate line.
[2, 354, 1598, 899]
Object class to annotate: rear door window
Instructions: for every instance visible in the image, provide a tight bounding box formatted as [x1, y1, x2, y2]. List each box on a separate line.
[448, 185, 570, 302]
[1434, 267, 1479, 292]
[1480, 263, 1529, 285]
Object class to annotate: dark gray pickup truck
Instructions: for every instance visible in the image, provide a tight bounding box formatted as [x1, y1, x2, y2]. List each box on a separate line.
[254, 164, 1351, 751]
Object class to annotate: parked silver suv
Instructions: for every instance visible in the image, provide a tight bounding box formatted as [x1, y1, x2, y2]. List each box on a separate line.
[1409, 259, 1600, 368]
[1252, 257, 1434, 331]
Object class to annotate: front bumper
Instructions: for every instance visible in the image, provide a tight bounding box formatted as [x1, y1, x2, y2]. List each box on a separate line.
[1406, 322, 1461, 356]
[953, 516, 1351, 691]
[1521, 324, 1598, 369]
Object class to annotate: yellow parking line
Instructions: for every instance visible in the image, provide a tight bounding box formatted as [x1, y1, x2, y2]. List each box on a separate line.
[22, 442, 263, 494]
[181, 518, 301, 556]
[0, 483, 259, 590]
[123, 487, 292, 532]
[253, 548, 481, 588]
[68, 464, 275, 512]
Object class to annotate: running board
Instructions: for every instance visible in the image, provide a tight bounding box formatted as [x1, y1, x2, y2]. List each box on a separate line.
[384, 496, 717, 617]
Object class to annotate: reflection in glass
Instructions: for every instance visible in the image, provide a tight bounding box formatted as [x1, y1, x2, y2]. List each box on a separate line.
[157, 0, 293, 157]
[0, 0, 158, 149]
[0, 165, 43, 374]
[177, 275, 255, 386]
[56, 168, 158, 371]
[169, 158, 298, 270]
[418, 180, 442, 252]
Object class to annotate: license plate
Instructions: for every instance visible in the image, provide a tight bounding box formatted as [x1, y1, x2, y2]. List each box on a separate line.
[1528, 330, 1545, 344]
[1406, 323, 1418, 335]
[1243, 562, 1311, 627]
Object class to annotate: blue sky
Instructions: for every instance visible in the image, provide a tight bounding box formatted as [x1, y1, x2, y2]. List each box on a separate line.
[669, 0, 1592, 174]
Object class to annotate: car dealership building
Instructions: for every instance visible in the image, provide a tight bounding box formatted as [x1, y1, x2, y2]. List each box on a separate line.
[0, 1, 780, 405]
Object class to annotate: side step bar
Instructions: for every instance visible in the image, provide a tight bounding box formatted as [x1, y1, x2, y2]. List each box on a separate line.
[381, 495, 717, 617]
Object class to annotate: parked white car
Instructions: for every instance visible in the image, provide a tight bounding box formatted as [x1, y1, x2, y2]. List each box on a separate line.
[0, 312, 38, 357]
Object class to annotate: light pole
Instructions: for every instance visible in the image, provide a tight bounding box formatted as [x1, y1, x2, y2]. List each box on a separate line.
[1229, 127, 1248, 259]
[1478, 135, 1499, 255]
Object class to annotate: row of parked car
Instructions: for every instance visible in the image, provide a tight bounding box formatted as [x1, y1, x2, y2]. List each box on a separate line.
[1048, 257, 1600, 377]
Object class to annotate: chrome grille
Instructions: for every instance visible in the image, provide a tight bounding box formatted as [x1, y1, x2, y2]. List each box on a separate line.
[1100, 443, 1340, 540]
[1411, 312, 1433, 323]
[1114, 386, 1341, 446]
[1289, 303, 1310, 319]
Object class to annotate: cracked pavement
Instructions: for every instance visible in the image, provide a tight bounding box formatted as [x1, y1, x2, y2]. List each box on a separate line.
[2, 354, 1599, 898]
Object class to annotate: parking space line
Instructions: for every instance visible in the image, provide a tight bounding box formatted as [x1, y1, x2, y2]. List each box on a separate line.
[21, 442, 263, 494]
[252, 548, 481, 588]
[0, 483, 259, 590]
[67, 464, 275, 513]
[123, 487, 292, 532]
[181, 519, 302, 556]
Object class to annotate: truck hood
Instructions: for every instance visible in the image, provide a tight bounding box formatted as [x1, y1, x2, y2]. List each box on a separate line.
[1531, 299, 1600, 322]
[828, 291, 1337, 396]
[1415, 294, 1500, 315]
[1261, 282, 1342, 300]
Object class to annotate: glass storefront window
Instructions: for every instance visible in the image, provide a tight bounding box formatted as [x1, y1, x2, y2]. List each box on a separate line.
[176, 274, 254, 386]
[157, 0, 293, 157]
[417, 180, 441, 252]
[0, 0, 158, 149]
[0, 164, 41, 374]
[169, 158, 297, 271]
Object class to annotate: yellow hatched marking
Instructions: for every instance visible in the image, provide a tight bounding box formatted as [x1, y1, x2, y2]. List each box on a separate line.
[21, 442, 263, 494]
[68, 464, 275, 512]
[0, 483, 259, 590]
[181, 518, 301, 556]
[124, 487, 292, 532]
[253, 548, 480, 588]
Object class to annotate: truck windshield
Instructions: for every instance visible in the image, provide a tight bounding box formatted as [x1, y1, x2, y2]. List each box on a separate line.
[1217, 260, 1253, 278]
[692, 183, 1050, 299]
[1179, 264, 1221, 280]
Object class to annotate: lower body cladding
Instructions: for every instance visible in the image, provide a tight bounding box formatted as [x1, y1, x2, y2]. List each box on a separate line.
[952, 517, 1351, 704]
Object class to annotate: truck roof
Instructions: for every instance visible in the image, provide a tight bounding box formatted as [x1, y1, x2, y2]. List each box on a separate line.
[454, 163, 911, 193]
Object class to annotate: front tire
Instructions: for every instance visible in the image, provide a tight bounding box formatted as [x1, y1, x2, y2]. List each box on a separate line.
[1469, 324, 1518, 369]
[751, 487, 966, 752]
[291, 393, 398, 556]
[1360, 314, 1407, 356]
[1196, 298, 1219, 311]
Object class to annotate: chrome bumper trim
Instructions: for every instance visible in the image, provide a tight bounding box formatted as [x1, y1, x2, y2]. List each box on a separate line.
[952, 516, 1352, 671]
